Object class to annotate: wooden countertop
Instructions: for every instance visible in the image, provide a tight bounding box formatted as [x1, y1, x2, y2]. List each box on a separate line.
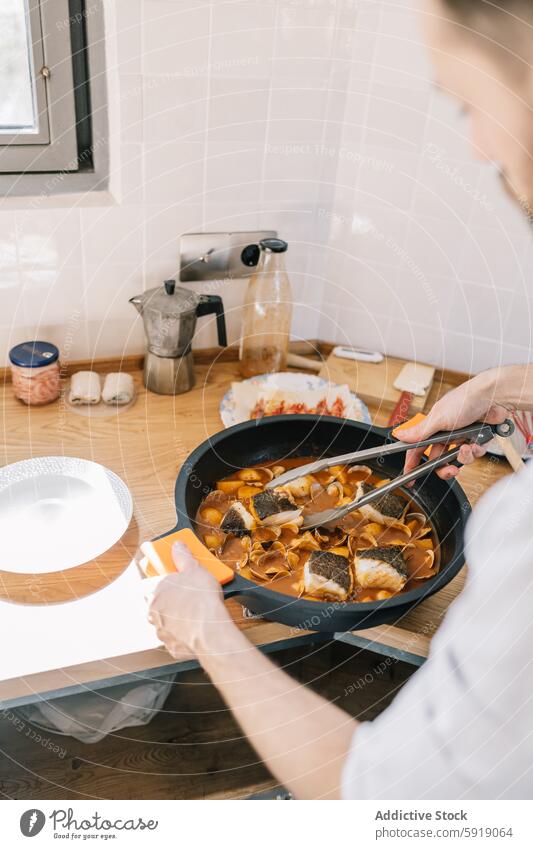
[0, 353, 511, 705]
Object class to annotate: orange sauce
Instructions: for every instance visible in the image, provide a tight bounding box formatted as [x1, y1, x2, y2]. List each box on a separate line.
[195, 457, 439, 603]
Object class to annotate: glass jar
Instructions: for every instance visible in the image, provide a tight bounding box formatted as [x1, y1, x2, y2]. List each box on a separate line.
[240, 238, 293, 378]
[9, 341, 61, 405]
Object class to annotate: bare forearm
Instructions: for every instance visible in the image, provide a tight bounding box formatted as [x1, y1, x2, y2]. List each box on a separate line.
[477, 364, 533, 410]
[198, 621, 357, 799]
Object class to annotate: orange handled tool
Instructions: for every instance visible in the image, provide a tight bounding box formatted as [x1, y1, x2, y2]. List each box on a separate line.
[392, 411, 426, 436]
[140, 527, 234, 585]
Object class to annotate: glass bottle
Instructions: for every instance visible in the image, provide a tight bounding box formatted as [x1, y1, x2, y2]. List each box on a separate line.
[240, 238, 292, 377]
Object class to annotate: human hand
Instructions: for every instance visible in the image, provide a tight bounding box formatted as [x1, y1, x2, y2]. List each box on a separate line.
[147, 541, 232, 660]
[400, 376, 508, 480]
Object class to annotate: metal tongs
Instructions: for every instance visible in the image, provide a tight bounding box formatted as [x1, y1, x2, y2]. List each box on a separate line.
[265, 419, 515, 530]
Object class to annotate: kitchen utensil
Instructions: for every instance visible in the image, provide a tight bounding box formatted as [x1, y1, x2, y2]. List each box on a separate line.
[266, 420, 513, 530]
[388, 362, 436, 427]
[0, 457, 133, 574]
[286, 352, 322, 372]
[130, 279, 227, 395]
[151, 415, 473, 633]
[292, 420, 514, 530]
[219, 372, 371, 428]
[332, 346, 384, 364]
[319, 352, 433, 417]
[268, 419, 511, 491]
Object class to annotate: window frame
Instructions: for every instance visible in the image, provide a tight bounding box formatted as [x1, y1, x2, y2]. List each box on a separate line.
[0, 0, 108, 195]
[0, 0, 51, 146]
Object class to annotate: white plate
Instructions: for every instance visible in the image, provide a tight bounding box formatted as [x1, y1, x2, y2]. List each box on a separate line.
[220, 372, 372, 428]
[0, 457, 133, 574]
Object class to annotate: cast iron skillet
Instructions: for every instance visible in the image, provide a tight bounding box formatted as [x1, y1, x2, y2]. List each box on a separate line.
[165, 415, 470, 633]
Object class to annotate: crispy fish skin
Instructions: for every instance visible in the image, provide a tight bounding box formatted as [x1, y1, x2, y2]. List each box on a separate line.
[220, 502, 254, 537]
[359, 483, 405, 523]
[304, 550, 352, 600]
[251, 489, 296, 521]
[355, 545, 408, 593]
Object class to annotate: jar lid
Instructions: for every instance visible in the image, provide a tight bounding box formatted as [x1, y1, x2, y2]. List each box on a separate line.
[9, 341, 59, 368]
[259, 238, 288, 253]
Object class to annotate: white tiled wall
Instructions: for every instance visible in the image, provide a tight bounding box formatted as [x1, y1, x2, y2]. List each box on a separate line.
[0, 0, 355, 364]
[317, 0, 533, 373]
[0, 0, 531, 374]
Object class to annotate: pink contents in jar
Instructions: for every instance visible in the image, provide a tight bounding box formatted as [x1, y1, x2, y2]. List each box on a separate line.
[9, 341, 61, 406]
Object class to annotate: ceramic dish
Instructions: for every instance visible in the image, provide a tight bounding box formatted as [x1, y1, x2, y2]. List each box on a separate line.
[0, 457, 133, 574]
[220, 372, 371, 428]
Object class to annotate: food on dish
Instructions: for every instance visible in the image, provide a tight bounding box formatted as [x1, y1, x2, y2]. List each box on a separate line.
[358, 485, 406, 525]
[220, 502, 255, 537]
[195, 458, 438, 603]
[250, 490, 302, 525]
[355, 545, 408, 593]
[303, 550, 353, 601]
[224, 374, 368, 427]
[250, 394, 348, 419]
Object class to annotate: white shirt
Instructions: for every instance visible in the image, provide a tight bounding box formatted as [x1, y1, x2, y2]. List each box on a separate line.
[342, 460, 533, 799]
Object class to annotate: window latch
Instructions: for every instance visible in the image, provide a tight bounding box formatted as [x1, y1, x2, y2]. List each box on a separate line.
[40, 65, 51, 79]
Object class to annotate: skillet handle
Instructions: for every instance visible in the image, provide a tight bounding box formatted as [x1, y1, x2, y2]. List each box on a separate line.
[142, 528, 235, 586]
[222, 573, 248, 599]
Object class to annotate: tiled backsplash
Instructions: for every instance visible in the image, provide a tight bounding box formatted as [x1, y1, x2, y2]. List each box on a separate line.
[0, 0, 531, 374]
[317, 0, 533, 373]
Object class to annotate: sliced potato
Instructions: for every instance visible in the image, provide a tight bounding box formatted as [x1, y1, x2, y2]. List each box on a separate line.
[376, 590, 393, 600]
[200, 507, 223, 525]
[238, 484, 262, 501]
[204, 533, 222, 550]
[216, 480, 242, 494]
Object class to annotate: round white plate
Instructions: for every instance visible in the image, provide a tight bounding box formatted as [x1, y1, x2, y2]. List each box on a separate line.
[220, 372, 372, 428]
[0, 457, 133, 574]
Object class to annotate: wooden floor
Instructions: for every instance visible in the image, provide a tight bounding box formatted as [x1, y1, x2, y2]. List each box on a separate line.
[0, 643, 414, 800]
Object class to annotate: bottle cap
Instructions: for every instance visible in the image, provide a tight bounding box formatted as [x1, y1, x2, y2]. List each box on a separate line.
[259, 238, 288, 253]
[9, 341, 59, 368]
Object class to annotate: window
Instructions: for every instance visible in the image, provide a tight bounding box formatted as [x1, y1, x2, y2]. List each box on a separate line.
[0, 0, 105, 186]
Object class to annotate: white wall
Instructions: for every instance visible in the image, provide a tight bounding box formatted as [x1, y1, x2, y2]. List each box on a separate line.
[318, 0, 533, 373]
[0, 0, 531, 374]
[0, 0, 355, 365]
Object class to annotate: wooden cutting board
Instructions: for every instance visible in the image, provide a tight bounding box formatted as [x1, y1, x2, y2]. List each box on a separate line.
[318, 352, 433, 417]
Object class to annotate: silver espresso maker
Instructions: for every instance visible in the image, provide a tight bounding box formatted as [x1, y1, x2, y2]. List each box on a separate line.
[130, 280, 227, 395]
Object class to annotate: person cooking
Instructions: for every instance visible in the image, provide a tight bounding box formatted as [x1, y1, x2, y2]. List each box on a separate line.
[148, 0, 533, 799]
